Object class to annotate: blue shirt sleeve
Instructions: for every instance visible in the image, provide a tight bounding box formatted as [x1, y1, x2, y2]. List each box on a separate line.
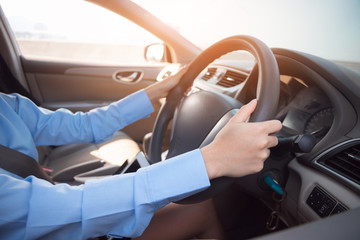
[0, 149, 210, 239]
[14, 90, 154, 146]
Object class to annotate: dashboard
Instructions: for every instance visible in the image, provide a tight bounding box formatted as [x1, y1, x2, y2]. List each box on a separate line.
[277, 77, 334, 142]
[193, 62, 334, 143]
[188, 48, 360, 227]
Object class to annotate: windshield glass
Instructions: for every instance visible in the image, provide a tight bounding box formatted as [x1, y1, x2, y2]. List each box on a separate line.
[134, 0, 360, 67]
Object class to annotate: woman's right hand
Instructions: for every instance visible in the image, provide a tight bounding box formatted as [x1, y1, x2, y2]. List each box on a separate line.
[201, 99, 282, 180]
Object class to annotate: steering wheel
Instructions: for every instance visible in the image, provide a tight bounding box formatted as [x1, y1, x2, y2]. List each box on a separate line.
[148, 35, 280, 203]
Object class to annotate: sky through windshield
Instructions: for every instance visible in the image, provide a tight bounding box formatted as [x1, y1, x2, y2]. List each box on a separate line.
[134, 0, 360, 63]
[1, 0, 359, 63]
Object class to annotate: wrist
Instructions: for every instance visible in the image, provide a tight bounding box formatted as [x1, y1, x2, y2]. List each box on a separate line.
[145, 81, 168, 101]
[200, 145, 222, 180]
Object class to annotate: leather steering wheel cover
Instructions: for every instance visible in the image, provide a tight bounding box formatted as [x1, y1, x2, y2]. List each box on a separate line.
[148, 35, 280, 163]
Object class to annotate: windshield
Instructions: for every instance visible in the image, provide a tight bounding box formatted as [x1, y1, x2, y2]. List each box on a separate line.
[133, 0, 360, 66]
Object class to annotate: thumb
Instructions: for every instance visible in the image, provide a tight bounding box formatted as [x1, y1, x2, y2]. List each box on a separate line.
[232, 99, 257, 123]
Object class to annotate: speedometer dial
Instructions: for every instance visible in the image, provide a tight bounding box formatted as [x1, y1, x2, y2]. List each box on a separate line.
[304, 107, 334, 141]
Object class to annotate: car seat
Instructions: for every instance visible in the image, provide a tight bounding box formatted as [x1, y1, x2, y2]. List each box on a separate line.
[39, 131, 141, 183]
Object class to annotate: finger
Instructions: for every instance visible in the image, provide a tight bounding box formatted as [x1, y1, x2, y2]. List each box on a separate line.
[180, 64, 189, 71]
[167, 66, 189, 86]
[232, 99, 258, 123]
[256, 120, 282, 134]
[264, 149, 271, 160]
[267, 120, 283, 135]
[174, 65, 189, 77]
[267, 135, 279, 148]
[162, 65, 188, 84]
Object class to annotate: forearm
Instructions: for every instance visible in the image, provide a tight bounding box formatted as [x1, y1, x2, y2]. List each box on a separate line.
[0, 150, 209, 239]
[14, 90, 154, 146]
[87, 90, 154, 143]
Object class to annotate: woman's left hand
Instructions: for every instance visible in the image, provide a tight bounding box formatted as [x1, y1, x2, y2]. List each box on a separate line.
[145, 65, 188, 101]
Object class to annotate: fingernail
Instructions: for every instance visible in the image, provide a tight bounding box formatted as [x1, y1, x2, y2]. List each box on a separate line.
[249, 99, 257, 104]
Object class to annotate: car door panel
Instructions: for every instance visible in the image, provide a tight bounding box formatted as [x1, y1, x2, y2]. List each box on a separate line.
[22, 57, 165, 141]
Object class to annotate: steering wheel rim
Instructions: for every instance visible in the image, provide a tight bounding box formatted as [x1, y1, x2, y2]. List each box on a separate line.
[148, 35, 280, 164]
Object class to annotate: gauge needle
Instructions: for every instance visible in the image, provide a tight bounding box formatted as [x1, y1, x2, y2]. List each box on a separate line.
[310, 126, 330, 138]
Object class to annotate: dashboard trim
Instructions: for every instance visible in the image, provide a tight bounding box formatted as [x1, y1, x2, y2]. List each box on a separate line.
[313, 138, 360, 194]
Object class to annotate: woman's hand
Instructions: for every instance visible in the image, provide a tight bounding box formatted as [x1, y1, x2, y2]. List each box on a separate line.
[145, 66, 188, 101]
[201, 99, 282, 180]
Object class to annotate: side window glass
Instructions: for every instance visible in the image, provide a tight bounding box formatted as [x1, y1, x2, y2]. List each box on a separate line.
[1, 0, 162, 65]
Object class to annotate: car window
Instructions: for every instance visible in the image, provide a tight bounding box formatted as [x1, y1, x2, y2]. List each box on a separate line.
[133, 0, 360, 70]
[0, 0, 162, 65]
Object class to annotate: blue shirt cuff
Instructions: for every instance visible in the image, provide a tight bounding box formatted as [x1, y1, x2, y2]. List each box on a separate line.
[137, 149, 211, 209]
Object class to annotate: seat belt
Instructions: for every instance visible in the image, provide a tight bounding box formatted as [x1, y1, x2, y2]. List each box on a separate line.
[0, 144, 55, 184]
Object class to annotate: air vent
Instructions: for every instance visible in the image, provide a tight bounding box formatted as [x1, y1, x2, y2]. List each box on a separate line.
[321, 144, 360, 184]
[201, 68, 217, 81]
[216, 70, 247, 88]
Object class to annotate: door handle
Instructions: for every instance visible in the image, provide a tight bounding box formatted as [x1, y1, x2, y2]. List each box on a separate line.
[113, 71, 143, 83]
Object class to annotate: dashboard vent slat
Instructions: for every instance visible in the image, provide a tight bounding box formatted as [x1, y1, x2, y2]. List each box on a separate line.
[201, 67, 217, 81]
[216, 70, 247, 88]
[322, 144, 360, 184]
